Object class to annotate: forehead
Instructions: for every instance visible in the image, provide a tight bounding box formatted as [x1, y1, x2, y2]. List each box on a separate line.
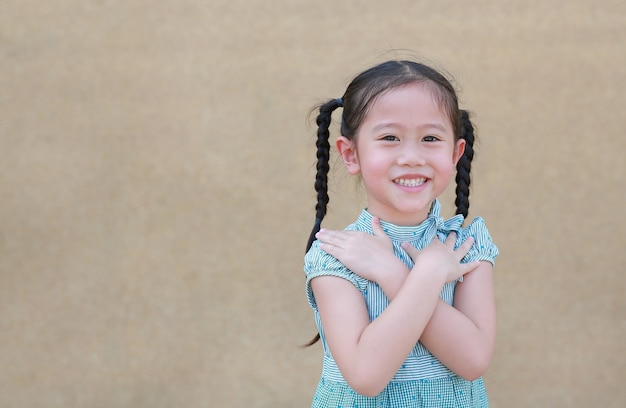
[361, 82, 453, 130]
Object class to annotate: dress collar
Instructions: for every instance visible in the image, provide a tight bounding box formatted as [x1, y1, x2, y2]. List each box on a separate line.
[356, 199, 465, 242]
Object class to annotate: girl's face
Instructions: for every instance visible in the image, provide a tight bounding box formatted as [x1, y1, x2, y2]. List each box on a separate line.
[337, 82, 465, 226]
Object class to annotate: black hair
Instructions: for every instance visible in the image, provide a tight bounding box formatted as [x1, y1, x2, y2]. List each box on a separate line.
[455, 110, 475, 219]
[304, 97, 344, 252]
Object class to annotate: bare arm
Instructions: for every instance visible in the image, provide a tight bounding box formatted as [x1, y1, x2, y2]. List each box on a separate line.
[357, 259, 496, 381]
[311, 234, 476, 396]
[420, 262, 495, 380]
[316, 218, 496, 380]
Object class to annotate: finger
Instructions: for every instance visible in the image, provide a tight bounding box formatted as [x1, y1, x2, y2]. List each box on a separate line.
[371, 216, 388, 238]
[445, 231, 457, 247]
[455, 236, 475, 259]
[315, 229, 341, 247]
[318, 242, 335, 256]
[400, 241, 420, 260]
[316, 228, 346, 242]
[460, 260, 481, 275]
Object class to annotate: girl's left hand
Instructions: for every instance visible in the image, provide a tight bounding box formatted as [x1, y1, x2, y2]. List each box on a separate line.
[315, 216, 401, 283]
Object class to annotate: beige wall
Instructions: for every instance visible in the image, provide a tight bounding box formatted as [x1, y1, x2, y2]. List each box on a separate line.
[1, 1, 624, 406]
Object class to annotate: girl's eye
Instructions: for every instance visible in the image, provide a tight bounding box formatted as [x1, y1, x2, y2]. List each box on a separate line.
[381, 135, 399, 141]
[423, 135, 440, 142]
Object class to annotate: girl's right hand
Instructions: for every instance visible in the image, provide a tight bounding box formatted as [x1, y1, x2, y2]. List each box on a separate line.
[401, 233, 480, 283]
[315, 216, 400, 283]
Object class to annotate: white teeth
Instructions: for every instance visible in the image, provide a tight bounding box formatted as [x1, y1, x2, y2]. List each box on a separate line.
[394, 178, 426, 187]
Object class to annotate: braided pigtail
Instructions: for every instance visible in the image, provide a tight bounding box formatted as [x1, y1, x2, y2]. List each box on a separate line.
[306, 98, 343, 252]
[304, 98, 342, 347]
[455, 110, 475, 218]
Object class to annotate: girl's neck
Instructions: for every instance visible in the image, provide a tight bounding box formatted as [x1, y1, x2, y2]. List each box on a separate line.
[367, 200, 436, 227]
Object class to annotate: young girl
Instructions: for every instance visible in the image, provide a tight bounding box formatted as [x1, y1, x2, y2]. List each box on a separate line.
[303, 60, 499, 407]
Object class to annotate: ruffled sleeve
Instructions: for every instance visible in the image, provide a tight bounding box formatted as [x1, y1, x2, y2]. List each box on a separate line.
[458, 217, 499, 265]
[303, 240, 369, 310]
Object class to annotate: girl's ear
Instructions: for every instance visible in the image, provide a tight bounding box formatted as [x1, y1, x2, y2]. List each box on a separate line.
[453, 138, 466, 166]
[336, 136, 361, 175]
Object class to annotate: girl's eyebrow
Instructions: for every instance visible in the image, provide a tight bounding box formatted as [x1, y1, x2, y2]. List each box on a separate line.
[372, 122, 448, 132]
[372, 122, 400, 132]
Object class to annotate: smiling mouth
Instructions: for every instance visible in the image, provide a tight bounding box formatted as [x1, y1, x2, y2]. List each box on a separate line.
[394, 178, 426, 187]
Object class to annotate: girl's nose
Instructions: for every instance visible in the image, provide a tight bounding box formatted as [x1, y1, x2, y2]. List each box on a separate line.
[397, 146, 426, 166]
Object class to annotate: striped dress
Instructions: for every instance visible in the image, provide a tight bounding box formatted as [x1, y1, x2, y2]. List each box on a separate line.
[304, 199, 499, 407]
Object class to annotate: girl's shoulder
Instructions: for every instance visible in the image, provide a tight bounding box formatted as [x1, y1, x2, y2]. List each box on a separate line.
[455, 216, 499, 265]
[304, 240, 344, 274]
[303, 217, 369, 270]
[304, 221, 370, 310]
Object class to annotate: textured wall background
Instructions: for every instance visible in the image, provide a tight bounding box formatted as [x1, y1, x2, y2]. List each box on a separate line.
[1, 1, 624, 407]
